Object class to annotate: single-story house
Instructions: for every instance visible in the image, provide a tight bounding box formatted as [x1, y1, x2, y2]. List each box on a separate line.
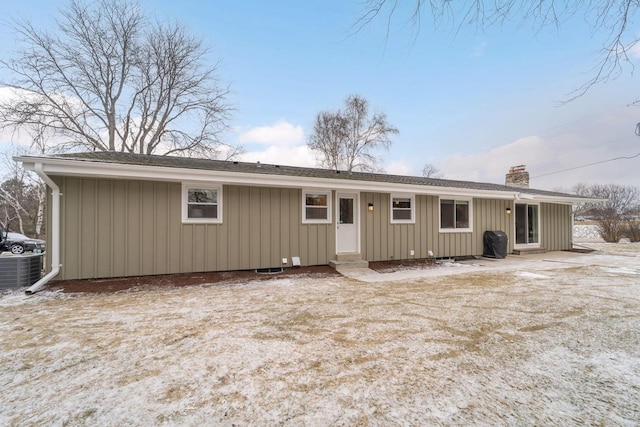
[16, 153, 594, 290]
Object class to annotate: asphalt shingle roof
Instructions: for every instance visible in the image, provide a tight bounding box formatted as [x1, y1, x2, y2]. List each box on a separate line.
[51, 151, 583, 200]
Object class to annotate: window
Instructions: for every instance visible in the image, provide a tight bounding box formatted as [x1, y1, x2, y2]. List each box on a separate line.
[391, 194, 415, 223]
[303, 190, 331, 223]
[515, 203, 539, 245]
[182, 184, 222, 223]
[339, 197, 354, 224]
[440, 198, 472, 232]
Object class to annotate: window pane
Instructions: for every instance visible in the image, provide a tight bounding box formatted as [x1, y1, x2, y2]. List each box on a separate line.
[393, 209, 412, 220]
[392, 197, 412, 221]
[339, 198, 354, 224]
[306, 206, 328, 220]
[455, 201, 469, 228]
[393, 198, 411, 209]
[188, 189, 217, 204]
[188, 204, 217, 219]
[440, 199, 454, 228]
[306, 194, 327, 207]
[515, 204, 527, 244]
[528, 205, 539, 243]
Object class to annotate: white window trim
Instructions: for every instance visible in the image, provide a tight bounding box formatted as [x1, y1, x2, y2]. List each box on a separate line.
[182, 183, 223, 224]
[439, 196, 473, 233]
[302, 189, 332, 224]
[390, 194, 415, 224]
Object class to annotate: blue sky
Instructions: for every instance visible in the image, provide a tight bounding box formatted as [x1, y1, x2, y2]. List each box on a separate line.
[1, 0, 638, 190]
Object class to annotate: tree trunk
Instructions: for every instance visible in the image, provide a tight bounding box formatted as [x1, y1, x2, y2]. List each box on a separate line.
[35, 183, 45, 238]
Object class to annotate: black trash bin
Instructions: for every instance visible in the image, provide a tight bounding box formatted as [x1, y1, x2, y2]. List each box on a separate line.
[483, 230, 508, 259]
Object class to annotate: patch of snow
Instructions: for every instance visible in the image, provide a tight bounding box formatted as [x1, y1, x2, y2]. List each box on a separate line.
[581, 242, 640, 256]
[515, 271, 550, 279]
[573, 224, 601, 241]
[602, 267, 639, 275]
[1, 244, 639, 425]
[0, 289, 67, 307]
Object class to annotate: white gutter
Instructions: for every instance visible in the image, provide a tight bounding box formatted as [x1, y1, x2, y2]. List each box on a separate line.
[16, 155, 600, 204]
[25, 163, 61, 295]
[515, 193, 535, 200]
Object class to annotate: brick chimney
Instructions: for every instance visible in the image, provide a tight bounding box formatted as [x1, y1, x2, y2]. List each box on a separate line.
[505, 165, 529, 188]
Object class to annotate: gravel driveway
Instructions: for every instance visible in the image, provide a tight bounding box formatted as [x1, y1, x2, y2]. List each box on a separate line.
[1, 243, 639, 426]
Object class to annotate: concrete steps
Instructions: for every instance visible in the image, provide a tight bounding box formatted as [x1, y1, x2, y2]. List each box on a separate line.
[512, 248, 548, 255]
[329, 253, 369, 271]
[335, 253, 364, 262]
[329, 259, 370, 270]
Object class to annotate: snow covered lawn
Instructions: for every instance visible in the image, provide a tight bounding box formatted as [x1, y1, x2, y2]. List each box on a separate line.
[1, 247, 639, 426]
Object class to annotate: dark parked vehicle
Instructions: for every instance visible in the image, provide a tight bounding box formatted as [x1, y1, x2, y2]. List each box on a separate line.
[0, 228, 46, 254]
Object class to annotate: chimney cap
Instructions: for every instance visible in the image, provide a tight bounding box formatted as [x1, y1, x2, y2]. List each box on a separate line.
[509, 165, 526, 173]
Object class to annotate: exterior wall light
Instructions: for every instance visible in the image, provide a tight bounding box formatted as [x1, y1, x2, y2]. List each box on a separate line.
[505, 207, 512, 215]
[368, 203, 374, 211]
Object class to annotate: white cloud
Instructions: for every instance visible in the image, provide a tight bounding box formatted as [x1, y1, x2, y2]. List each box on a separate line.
[0, 87, 35, 147]
[441, 136, 551, 183]
[0, 86, 84, 151]
[0, 86, 26, 102]
[241, 144, 317, 168]
[626, 38, 640, 58]
[238, 119, 304, 146]
[237, 119, 315, 168]
[439, 109, 640, 191]
[385, 160, 414, 176]
[0, 127, 32, 148]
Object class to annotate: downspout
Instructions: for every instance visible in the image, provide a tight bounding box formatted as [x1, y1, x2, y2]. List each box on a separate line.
[26, 163, 61, 295]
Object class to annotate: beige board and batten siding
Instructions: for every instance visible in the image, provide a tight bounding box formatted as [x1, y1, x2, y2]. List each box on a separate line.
[540, 202, 572, 251]
[474, 198, 514, 255]
[360, 193, 514, 260]
[53, 177, 335, 280]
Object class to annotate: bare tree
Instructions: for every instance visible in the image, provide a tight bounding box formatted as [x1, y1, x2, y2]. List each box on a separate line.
[573, 183, 640, 242]
[422, 163, 441, 178]
[0, 153, 42, 237]
[308, 94, 399, 172]
[24, 129, 51, 237]
[354, 1, 639, 99]
[0, 0, 239, 158]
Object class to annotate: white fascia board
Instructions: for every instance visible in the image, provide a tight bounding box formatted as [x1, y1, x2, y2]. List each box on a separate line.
[516, 193, 605, 204]
[15, 156, 589, 204]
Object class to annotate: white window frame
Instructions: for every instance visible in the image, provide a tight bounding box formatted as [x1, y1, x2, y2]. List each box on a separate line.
[390, 194, 415, 224]
[439, 196, 473, 233]
[302, 189, 332, 224]
[513, 201, 541, 248]
[182, 183, 222, 224]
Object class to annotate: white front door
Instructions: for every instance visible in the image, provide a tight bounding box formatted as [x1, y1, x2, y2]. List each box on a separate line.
[336, 193, 358, 253]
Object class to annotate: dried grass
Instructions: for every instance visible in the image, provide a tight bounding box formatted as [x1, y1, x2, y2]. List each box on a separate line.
[1, 249, 639, 425]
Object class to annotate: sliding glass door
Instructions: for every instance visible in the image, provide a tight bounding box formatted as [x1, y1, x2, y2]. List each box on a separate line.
[515, 203, 539, 245]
